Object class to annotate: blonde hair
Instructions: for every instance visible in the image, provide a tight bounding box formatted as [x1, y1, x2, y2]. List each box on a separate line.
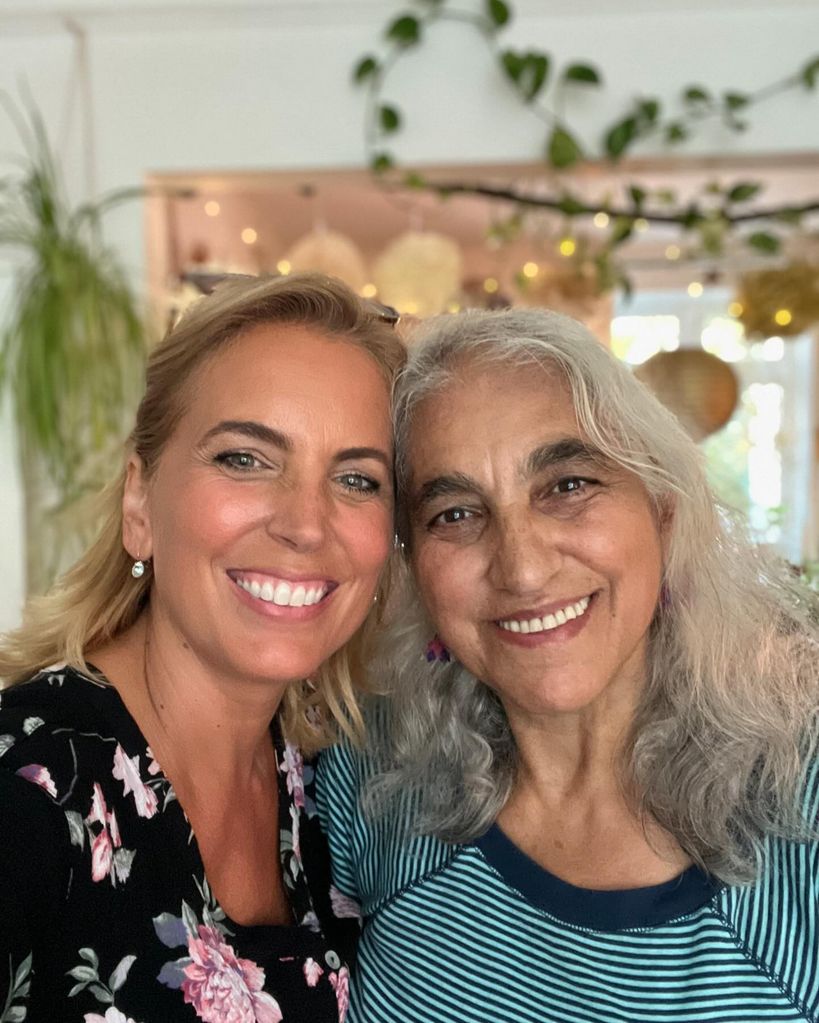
[0, 272, 406, 753]
[369, 307, 819, 884]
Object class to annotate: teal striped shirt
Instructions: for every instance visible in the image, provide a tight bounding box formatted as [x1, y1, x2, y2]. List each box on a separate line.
[317, 736, 819, 1023]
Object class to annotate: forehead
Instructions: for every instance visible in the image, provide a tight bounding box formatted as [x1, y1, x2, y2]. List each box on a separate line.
[181, 322, 391, 435]
[407, 358, 578, 466]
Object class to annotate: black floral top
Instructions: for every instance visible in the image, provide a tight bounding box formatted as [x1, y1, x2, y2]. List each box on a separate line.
[0, 666, 360, 1023]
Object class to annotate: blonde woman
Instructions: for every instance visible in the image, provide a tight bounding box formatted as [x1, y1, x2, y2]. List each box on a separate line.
[0, 273, 404, 1023]
[319, 308, 819, 1023]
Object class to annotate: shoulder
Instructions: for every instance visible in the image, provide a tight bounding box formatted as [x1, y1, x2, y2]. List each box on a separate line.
[316, 698, 457, 915]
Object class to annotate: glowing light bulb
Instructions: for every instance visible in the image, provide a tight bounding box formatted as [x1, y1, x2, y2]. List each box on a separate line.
[635, 217, 649, 232]
[276, 259, 291, 275]
[483, 277, 499, 294]
[241, 228, 258, 245]
[522, 262, 539, 279]
[665, 245, 681, 261]
[558, 238, 576, 258]
[687, 281, 703, 298]
[360, 283, 377, 298]
[774, 308, 792, 327]
[728, 301, 743, 318]
[593, 212, 609, 229]
[204, 201, 220, 217]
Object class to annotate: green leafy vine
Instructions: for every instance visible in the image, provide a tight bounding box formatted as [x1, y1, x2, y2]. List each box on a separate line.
[353, 0, 819, 288]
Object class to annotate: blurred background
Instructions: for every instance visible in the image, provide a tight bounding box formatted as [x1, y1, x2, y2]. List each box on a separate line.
[1, 0, 818, 630]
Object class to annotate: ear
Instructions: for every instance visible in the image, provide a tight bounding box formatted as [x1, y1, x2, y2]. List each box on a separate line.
[122, 454, 153, 561]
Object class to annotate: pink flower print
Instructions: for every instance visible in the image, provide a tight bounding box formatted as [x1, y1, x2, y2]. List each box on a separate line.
[303, 957, 324, 987]
[85, 1009, 140, 1023]
[330, 885, 362, 921]
[145, 746, 162, 775]
[280, 743, 305, 809]
[85, 782, 122, 883]
[182, 924, 283, 1023]
[329, 966, 350, 1023]
[289, 803, 302, 864]
[112, 744, 158, 818]
[16, 763, 57, 798]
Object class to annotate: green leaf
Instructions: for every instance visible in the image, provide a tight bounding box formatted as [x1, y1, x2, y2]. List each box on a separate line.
[563, 63, 601, 85]
[371, 152, 394, 174]
[403, 171, 427, 189]
[683, 85, 710, 104]
[604, 116, 637, 158]
[501, 49, 524, 83]
[386, 14, 421, 46]
[801, 55, 819, 89]
[724, 91, 749, 110]
[547, 127, 583, 168]
[610, 217, 634, 246]
[637, 98, 660, 125]
[520, 54, 550, 101]
[664, 122, 688, 144]
[628, 185, 646, 208]
[727, 182, 762, 203]
[747, 231, 781, 254]
[486, 0, 511, 27]
[353, 56, 379, 83]
[556, 193, 586, 215]
[379, 104, 401, 133]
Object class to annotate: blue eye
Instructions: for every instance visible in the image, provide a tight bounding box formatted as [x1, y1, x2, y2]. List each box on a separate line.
[214, 451, 263, 470]
[338, 473, 380, 494]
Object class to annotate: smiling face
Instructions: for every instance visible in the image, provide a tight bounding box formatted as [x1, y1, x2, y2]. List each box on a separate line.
[407, 356, 666, 722]
[123, 323, 394, 687]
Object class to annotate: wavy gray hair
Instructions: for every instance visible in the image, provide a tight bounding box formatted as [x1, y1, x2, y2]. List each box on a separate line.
[367, 307, 819, 884]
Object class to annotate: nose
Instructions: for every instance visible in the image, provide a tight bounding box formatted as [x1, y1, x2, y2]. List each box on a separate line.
[488, 508, 563, 596]
[265, 477, 329, 553]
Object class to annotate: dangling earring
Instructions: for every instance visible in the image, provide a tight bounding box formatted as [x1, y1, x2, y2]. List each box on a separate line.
[131, 555, 147, 579]
[425, 635, 451, 664]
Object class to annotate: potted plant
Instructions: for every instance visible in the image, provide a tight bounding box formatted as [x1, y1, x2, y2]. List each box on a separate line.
[0, 101, 146, 595]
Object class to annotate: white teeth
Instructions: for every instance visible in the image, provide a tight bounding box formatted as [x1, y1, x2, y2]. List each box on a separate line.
[236, 577, 327, 608]
[498, 595, 591, 634]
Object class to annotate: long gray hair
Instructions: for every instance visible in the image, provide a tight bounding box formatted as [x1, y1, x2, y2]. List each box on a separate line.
[368, 307, 819, 885]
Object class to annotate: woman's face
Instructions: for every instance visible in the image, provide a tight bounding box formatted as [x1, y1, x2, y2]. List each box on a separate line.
[125, 323, 393, 686]
[407, 357, 666, 721]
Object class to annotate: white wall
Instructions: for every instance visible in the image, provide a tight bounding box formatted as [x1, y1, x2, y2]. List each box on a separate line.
[0, 0, 818, 626]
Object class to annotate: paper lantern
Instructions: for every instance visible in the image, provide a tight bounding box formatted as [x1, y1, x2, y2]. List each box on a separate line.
[373, 230, 462, 317]
[735, 262, 819, 338]
[285, 229, 369, 292]
[635, 350, 739, 442]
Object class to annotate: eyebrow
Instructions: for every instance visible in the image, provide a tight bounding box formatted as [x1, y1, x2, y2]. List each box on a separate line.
[201, 419, 292, 450]
[201, 421, 391, 471]
[413, 471, 480, 510]
[412, 438, 605, 510]
[523, 438, 605, 478]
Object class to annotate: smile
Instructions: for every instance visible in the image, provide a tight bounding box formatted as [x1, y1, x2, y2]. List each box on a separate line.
[229, 571, 334, 608]
[497, 595, 591, 634]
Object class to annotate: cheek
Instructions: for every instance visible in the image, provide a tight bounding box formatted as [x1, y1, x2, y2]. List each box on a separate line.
[337, 506, 393, 574]
[153, 479, 262, 553]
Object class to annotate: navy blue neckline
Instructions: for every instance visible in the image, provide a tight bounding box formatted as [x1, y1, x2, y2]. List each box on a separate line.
[473, 823, 721, 932]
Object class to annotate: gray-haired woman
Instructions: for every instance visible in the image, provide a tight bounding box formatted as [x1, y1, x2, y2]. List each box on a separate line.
[318, 307, 819, 1023]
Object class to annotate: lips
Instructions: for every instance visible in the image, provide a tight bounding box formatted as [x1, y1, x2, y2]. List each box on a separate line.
[228, 570, 336, 608]
[496, 594, 592, 635]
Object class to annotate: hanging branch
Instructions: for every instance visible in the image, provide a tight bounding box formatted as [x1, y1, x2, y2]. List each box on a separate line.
[352, 0, 819, 279]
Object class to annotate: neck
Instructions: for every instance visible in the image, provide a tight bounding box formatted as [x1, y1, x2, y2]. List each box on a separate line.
[94, 610, 288, 797]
